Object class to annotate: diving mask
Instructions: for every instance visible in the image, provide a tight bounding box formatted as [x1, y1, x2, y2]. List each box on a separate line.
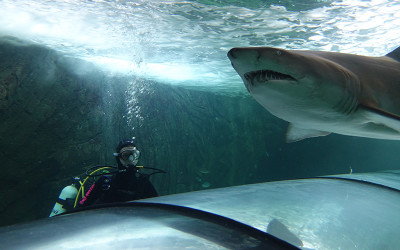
[114, 147, 140, 166]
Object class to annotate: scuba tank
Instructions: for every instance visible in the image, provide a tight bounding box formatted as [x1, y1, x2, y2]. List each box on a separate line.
[49, 184, 78, 217]
[48, 165, 166, 217]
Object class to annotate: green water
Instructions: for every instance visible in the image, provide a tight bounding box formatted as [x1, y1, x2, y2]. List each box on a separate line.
[0, 0, 400, 227]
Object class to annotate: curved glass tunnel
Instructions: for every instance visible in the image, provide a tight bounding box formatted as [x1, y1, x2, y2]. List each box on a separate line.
[0, 171, 399, 249]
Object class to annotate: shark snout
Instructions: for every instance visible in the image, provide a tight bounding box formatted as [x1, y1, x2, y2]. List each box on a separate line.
[228, 48, 248, 75]
[227, 47, 260, 62]
[227, 48, 240, 60]
[227, 48, 261, 76]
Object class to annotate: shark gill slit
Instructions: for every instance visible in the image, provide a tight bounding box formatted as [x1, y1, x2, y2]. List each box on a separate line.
[334, 78, 360, 115]
[331, 86, 356, 115]
[346, 76, 361, 115]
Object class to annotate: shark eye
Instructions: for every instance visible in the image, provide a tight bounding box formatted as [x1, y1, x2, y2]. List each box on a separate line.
[276, 50, 282, 56]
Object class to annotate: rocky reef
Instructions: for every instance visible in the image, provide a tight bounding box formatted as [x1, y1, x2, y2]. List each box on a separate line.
[0, 37, 124, 225]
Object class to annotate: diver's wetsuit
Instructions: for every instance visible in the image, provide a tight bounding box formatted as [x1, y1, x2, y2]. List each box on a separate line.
[79, 166, 158, 207]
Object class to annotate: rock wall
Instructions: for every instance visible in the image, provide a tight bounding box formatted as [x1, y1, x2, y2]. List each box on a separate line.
[0, 37, 127, 225]
[0, 37, 282, 226]
[127, 81, 283, 195]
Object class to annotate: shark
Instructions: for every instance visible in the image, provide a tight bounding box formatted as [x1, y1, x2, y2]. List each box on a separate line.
[227, 46, 400, 142]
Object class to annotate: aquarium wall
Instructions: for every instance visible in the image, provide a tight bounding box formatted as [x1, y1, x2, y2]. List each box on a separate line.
[0, 38, 281, 225]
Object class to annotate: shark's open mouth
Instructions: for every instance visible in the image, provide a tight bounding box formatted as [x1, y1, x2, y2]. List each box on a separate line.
[244, 70, 296, 84]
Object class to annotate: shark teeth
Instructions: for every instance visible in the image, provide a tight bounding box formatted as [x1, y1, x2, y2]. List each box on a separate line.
[244, 70, 296, 84]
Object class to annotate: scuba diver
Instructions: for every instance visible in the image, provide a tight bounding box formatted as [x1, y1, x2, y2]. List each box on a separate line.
[50, 139, 165, 216]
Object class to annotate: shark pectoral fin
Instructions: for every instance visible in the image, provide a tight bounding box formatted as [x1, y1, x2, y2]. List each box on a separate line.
[360, 105, 400, 133]
[286, 124, 331, 143]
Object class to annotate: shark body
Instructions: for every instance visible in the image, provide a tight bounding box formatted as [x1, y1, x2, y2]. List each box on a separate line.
[228, 46, 400, 142]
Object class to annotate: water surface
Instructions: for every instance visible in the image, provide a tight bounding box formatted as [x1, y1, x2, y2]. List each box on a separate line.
[1, 0, 399, 92]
